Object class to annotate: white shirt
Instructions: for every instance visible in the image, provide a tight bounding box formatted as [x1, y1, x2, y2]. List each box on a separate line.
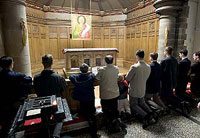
[96, 64, 119, 99]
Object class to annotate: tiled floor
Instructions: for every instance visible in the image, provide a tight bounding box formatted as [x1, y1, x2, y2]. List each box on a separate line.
[62, 109, 200, 138]
[61, 67, 200, 138]
[32, 66, 200, 138]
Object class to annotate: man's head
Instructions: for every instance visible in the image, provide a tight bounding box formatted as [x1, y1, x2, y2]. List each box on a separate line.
[149, 52, 158, 62]
[164, 46, 173, 56]
[136, 50, 145, 61]
[179, 49, 188, 59]
[193, 52, 197, 61]
[195, 51, 200, 62]
[118, 75, 124, 81]
[0, 56, 14, 70]
[42, 54, 53, 69]
[80, 63, 89, 73]
[105, 55, 113, 64]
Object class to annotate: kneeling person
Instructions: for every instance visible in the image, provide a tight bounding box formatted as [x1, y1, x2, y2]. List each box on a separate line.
[126, 50, 156, 128]
[69, 63, 98, 138]
[146, 53, 167, 113]
[118, 75, 131, 121]
[34, 54, 67, 97]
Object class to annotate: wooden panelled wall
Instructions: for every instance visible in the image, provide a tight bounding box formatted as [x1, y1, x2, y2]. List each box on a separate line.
[28, 24, 126, 63]
[123, 3, 159, 68]
[27, 3, 159, 72]
[124, 19, 159, 67]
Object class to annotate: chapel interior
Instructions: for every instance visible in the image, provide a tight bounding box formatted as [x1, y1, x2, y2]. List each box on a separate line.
[0, 0, 200, 137]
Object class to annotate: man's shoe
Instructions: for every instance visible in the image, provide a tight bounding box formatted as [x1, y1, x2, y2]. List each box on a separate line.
[120, 111, 126, 121]
[180, 101, 191, 116]
[142, 118, 149, 129]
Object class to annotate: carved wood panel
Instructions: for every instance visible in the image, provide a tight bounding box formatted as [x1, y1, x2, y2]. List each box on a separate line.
[93, 27, 101, 39]
[32, 25, 39, 38]
[49, 26, 57, 38]
[110, 28, 117, 39]
[104, 28, 109, 39]
[59, 27, 68, 39]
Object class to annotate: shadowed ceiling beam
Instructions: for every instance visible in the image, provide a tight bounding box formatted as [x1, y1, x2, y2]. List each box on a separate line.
[88, 0, 91, 11]
[34, 0, 39, 4]
[107, 0, 114, 10]
[46, 0, 53, 6]
[62, 0, 66, 7]
[126, 0, 133, 4]
[98, 0, 103, 11]
[116, 0, 126, 8]
[75, 0, 79, 10]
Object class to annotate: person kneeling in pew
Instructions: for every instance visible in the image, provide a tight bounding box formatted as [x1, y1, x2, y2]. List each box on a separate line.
[69, 63, 99, 138]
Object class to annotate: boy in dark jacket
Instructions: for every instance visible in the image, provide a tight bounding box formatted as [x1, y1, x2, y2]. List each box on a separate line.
[176, 49, 191, 96]
[190, 51, 200, 98]
[160, 47, 190, 115]
[146, 53, 167, 110]
[69, 63, 98, 138]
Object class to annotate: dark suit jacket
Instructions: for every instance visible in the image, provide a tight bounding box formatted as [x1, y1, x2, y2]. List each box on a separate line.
[190, 62, 200, 97]
[34, 69, 67, 97]
[160, 56, 178, 96]
[176, 58, 191, 93]
[0, 69, 32, 107]
[69, 73, 95, 102]
[146, 61, 161, 94]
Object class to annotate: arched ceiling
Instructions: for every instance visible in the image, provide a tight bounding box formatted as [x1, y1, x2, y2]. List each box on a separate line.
[26, 0, 142, 14]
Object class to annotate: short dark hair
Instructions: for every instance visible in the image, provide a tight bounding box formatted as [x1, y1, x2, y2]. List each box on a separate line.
[136, 50, 145, 59]
[196, 51, 200, 58]
[42, 54, 53, 68]
[165, 46, 173, 55]
[193, 52, 198, 56]
[150, 52, 158, 60]
[105, 55, 113, 64]
[0, 56, 5, 68]
[80, 63, 89, 73]
[180, 49, 188, 56]
[0, 56, 13, 69]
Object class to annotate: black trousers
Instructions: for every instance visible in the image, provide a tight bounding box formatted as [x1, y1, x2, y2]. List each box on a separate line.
[161, 88, 183, 108]
[176, 91, 198, 107]
[101, 97, 119, 124]
[79, 100, 97, 137]
[0, 106, 16, 138]
[176, 80, 188, 96]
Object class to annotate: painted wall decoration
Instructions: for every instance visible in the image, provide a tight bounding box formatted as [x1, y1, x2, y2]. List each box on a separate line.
[71, 14, 91, 40]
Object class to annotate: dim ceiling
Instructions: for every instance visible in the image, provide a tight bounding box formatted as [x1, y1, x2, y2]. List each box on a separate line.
[26, 0, 141, 13]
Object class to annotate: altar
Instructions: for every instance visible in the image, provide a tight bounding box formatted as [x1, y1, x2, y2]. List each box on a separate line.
[63, 48, 118, 72]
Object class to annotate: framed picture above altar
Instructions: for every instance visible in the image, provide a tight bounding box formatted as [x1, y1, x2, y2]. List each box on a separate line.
[71, 14, 92, 40]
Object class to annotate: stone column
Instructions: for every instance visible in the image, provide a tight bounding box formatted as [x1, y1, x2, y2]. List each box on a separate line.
[0, 16, 5, 57]
[0, 0, 31, 76]
[185, 0, 199, 60]
[154, 0, 185, 61]
[193, 0, 200, 52]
